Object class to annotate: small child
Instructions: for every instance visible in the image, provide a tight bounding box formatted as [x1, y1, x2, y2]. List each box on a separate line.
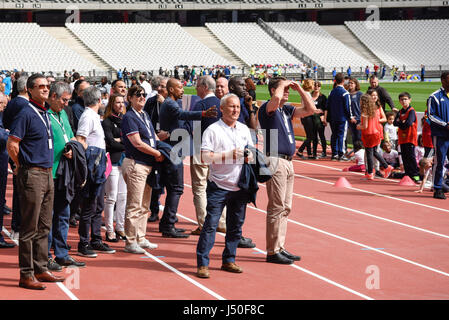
[357, 94, 394, 180]
[421, 111, 434, 158]
[343, 141, 365, 172]
[393, 92, 420, 183]
[415, 134, 425, 164]
[384, 111, 398, 150]
[381, 140, 400, 169]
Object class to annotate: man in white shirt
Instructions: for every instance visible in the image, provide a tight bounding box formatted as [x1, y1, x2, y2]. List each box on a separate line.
[139, 74, 152, 102]
[76, 86, 115, 257]
[196, 93, 253, 279]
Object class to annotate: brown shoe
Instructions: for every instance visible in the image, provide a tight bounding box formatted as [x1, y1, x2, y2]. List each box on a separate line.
[19, 275, 46, 290]
[191, 227, 202, 236]
[35, 271, 65, 283]
[197, 266, 210, 278]
[216, 227, 226, 233]
[221, 262, 243, 273]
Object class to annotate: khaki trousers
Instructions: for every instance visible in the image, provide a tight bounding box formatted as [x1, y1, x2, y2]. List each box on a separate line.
[122, 158, 152, 245]
[17, 167, 54, 277]
[265, 157, 294, 255]
[190, 157, 226, 230]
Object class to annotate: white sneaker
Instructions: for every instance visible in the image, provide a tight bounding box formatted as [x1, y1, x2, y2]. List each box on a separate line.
[124, 243, 146, 254]
[138, 239, 158, 249]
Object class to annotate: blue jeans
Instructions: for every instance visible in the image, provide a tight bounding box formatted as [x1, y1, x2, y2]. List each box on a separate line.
[48, 186, 71, 259]
[196, 181, 248, 267]
[348, 120, 361, 145]
[330, 121, 347, 157]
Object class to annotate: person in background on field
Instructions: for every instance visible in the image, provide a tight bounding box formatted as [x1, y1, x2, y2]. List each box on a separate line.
[357, 94, 394, 180]
[427, 71, 449, 199]
[347, 77, 363, 147]
[421, 110, 434, 158]
[393, 92, 420, 184]
[342, 140, 365, 173]
[311, 81, 327, 158]
[384, 111, 398, 150]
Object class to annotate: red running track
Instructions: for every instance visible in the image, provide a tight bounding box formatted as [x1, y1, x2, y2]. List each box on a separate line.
[1, 148, 449, 300]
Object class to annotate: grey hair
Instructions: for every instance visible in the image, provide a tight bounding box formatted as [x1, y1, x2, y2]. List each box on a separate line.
[198, 75, 216, 92]
[83, 86, 101, 107]
[17, 76, 28, 93]
[49, 81, 71, 98]
[220, 93, 239, 107]
[150, 76, 164, 88]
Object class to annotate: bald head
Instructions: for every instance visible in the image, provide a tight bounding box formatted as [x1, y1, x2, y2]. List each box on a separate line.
[167, 78, 184, 100]
[215, 77, 229, 99]
[228, 76, 247, 98]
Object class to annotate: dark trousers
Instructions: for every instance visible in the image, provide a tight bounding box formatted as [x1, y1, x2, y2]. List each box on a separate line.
[48, 185, 71, 260]
[348, 121, 362, 145]
[78, 182, 105, 247]
[150, 187, 163, 216]
[0, 152, 7, 241]
[313, 118, 327, 155]
[297, 115, 316, 156]
[330, 121, 347, 157]
[17, 167, 54, 277]
[433, 137, 449, 190]
[159, 162, 184, 232]
[365, 146, 388, 174]
[400, 143, 419, 179]
[196, 181, 248, 267]
[424, 147, 433, 158]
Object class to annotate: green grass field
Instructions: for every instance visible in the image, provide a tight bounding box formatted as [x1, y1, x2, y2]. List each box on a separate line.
[184, 81, 441, 112]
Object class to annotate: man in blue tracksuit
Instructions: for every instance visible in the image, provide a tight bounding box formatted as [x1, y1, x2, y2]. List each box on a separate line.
[326, 73, 352, 161]
[427, 71, 449, 199]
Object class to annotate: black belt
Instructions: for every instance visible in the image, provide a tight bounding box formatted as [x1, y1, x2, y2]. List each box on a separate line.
[266, 153, 293, 161]
[21, 166, 52, 172]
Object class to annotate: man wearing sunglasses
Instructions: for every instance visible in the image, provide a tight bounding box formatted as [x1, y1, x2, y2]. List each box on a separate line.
[159, 78, 217, 238]
[7, 74, 66, 290]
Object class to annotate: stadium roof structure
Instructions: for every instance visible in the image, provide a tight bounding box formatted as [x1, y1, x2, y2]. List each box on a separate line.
[0, 0, 446, 11]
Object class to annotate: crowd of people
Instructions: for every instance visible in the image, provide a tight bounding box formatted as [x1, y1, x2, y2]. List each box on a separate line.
[0, 67, 447, 290]
[295, 72, 449, 200]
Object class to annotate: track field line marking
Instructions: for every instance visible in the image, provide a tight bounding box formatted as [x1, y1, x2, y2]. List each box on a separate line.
[246, 202, 449, 279]
[294, 172, 449, 214]
[184, 160, 446, 213]
[141, 250, 226, 300]
[293, 159, 398, 183]
[179, 187, 374, 300]
[261, 179, 449, 240]
[2, 227, 79, 301]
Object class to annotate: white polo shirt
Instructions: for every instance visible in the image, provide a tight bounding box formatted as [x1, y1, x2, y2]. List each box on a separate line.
[76, 107, 106, 149]
[202, 118, 253, 191]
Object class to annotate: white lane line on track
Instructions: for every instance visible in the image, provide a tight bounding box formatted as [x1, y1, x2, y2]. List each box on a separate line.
[2, 227, 79, 300]
[247, 199, 449, 279]
[141, 250, 226, 300]
[180, 186, 374, 300]
[293, 169, 449, 214]
[267, 178, 449, 240]
[103, 214, 225, 300]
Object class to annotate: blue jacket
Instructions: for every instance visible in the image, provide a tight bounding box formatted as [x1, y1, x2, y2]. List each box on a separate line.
[0, 113, 8, 155]
[427, 87, 449, 138]
[326, 86, 352, 122]
[82, 146, 106, 198]
[159, 97, 202, 146]
[71, 97, 85, 131]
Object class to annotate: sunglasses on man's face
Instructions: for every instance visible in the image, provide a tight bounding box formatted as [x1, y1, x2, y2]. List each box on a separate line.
[134, 92, 147, 98]
[35, 84, 50, 90]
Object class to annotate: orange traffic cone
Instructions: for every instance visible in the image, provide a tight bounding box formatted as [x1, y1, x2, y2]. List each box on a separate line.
[334, 177, 352, 188]
[398, 175, 416, 186]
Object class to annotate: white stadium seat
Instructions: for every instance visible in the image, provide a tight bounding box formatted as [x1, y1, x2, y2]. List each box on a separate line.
[0, 23, 101, 74]
[65, 22, 231, 72]
[345, 19, 449, 71]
